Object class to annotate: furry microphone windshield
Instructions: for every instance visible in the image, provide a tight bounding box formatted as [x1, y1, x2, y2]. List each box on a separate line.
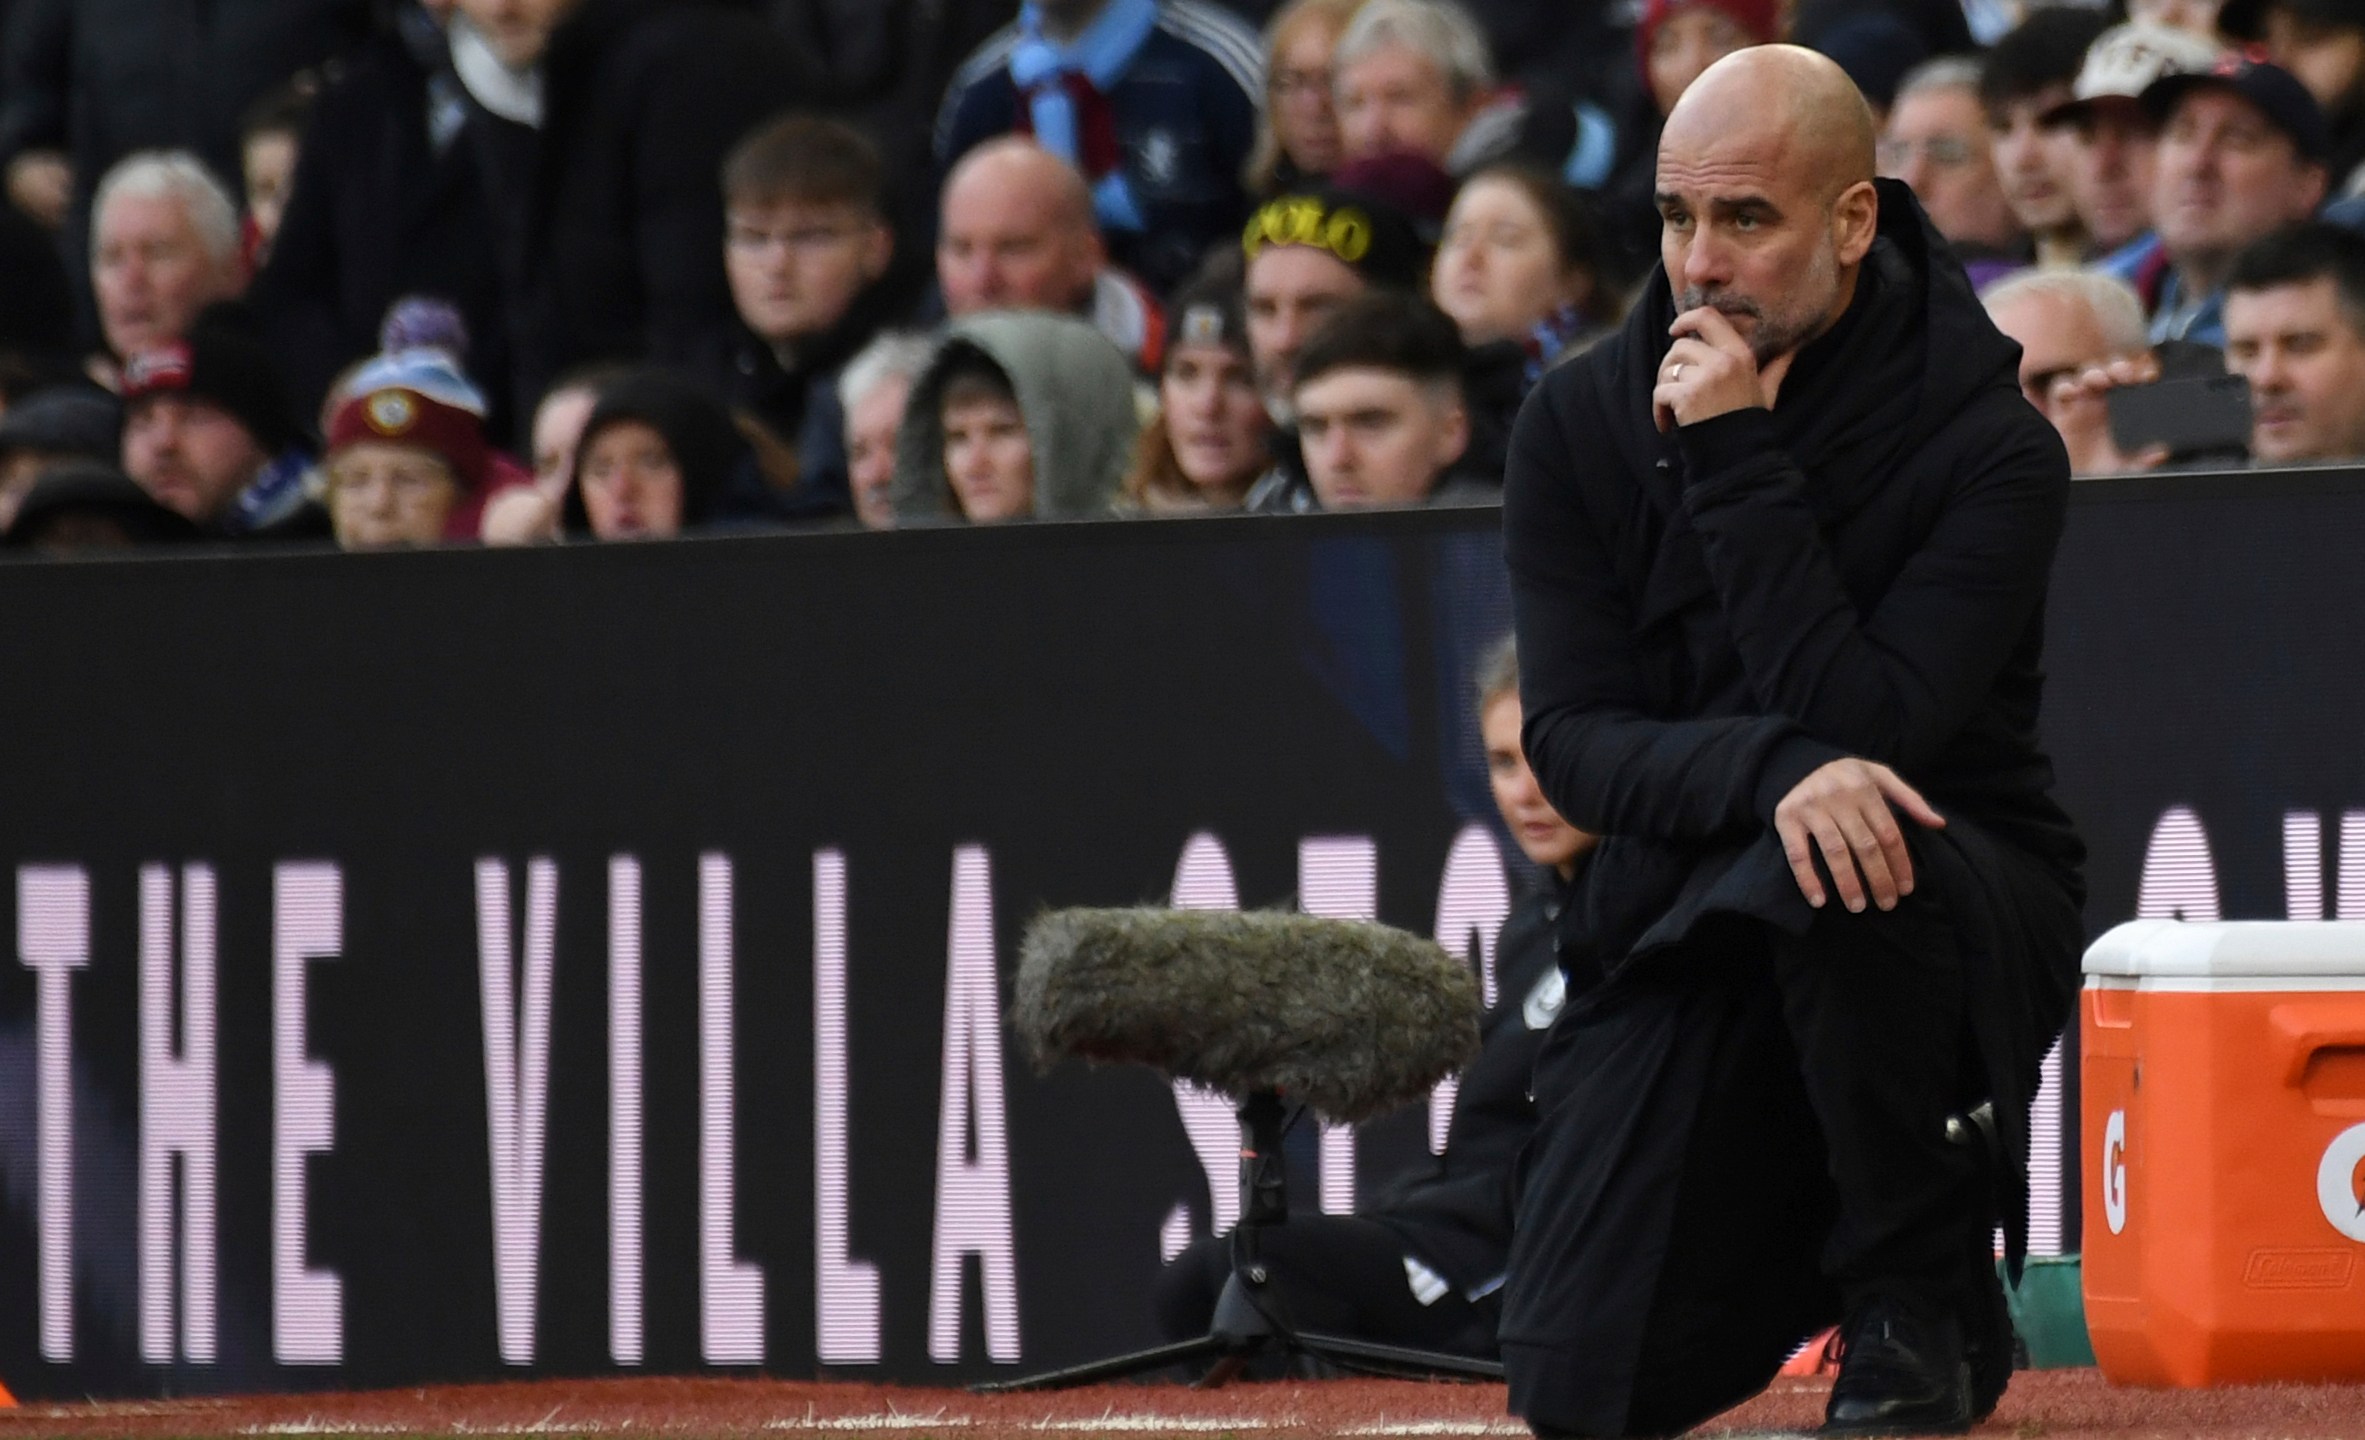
[1012, 907, 1482, 1127]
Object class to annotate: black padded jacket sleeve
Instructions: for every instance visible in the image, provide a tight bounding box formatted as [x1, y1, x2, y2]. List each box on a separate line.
[1504, 384, 1845, 843]
[1673, 399, 2070, 790]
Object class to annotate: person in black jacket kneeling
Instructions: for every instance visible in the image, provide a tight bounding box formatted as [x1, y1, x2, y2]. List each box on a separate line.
[1151, 633, 1595, 1360]
[1500, 44, 2084, 1440]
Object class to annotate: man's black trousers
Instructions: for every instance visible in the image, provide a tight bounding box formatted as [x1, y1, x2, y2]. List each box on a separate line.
[1501, 890, 1991, 1438]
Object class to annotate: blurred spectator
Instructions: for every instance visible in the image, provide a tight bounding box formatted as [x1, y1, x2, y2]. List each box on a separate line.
[937, 137, 1167, 372]
[0, 384, 116, 528]
[451, 0, 802, 427]
[1884, 58, 2029, 287]
[2224, 219, 2365, 461]
[2228, 0, 2365, 196]
[2041, 23, 2225, 276]
[1, 459, 199, 551]
[1641, 0, 1773, 122]
[891, 310, 1140, 523]
[1434, 164, 1618, 477]
[1122, 265, 1271, 511]
[478, 361, 622, 545]
[238, 77, 315, 270]
[2132, 0, 2230, 38]
[320, 348, 498, 549]
[249, 1, 507, 439]
[1245, 0, 1367, 196]
[89, 152, 246, 370]
[936, 0, 1263, 295]
[714, 114, 915, 516]
[1803, 11, 1931, 126]
[1242, 184, 1426, 417]
[0, 0, 373, 344]
[1291, 290, 1486, 509]
[1983, 266, 2170, 474]
[758, 0, 1020, 249]
[1981, 7, 2117, 269]
[1589, 0, 1774, 271]
[838, 330, 933, 529]
[118, 310, 317, 536]
[561, 369, 767, 540]
[1332, 0, 1521, 176]
[1239, 183, 1426, 510]
[2144, 55, 2329, 344]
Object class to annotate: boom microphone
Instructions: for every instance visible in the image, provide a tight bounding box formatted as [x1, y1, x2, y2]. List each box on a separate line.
[1012, 907, 1481, 1126]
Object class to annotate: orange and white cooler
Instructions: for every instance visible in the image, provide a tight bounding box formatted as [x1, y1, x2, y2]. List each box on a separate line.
[2082, 919, 2365, 1386]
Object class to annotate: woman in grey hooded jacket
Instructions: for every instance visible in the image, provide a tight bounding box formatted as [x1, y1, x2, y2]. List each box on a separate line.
[889, 310, 1142, 524]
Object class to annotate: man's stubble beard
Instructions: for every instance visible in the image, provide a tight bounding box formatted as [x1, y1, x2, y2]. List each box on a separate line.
[1677, 237, 1842, 367]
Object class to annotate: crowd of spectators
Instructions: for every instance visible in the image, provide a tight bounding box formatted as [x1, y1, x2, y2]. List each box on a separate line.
[5, 0, 2365, 556]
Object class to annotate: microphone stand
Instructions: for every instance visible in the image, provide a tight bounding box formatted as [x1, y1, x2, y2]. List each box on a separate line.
[974, 1089, 1507, 1392]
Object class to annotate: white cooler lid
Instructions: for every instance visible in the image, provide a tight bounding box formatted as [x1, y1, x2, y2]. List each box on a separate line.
[2085, 919, 2365, 980]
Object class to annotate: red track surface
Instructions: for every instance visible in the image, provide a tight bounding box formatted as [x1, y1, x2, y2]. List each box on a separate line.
[0, 1370, 2362, 1439]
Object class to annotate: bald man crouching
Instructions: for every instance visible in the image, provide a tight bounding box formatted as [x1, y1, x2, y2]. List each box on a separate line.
[1499, 47, 2085, 1438]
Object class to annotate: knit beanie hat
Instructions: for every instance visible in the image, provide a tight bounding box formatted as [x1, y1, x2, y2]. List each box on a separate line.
[119, 309, 300, 454]
[326, 348, 493, 491]
[1243, 184, 1430, 291]
[1637, 0, 1781, 60]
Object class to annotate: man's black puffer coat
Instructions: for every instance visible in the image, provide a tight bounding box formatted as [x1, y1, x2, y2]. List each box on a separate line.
[1501, 178, 2086, 1261]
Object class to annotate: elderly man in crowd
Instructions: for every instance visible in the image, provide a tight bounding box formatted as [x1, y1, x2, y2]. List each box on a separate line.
[1883, 57, 2029, 286]
[1982, 7, 2116, 269]
[90, 152, 248, 374]
[1292, 292, 1489, 510]
[2041, 23, 2225, 279]
[2144, 54, 2330, 344]
[937, 137, 1169, 373]
[1984, 267, 2171, 474]
[1502, 44, 2086, 1437]
[2224, 220, 2365, 463]
[934, 0, 1263, 294]
[119, 313, 313, 537]
[1333, 0, 1524, 177]
[838, 331, 936, 531]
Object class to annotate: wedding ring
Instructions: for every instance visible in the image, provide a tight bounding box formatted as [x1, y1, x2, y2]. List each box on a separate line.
[1670, 362, 1686, 381]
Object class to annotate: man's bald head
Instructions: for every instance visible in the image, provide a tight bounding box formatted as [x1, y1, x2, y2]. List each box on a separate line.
[938, 138, 1105, 317]
[1653, 45, 1883, 367]
[1663, 45, 1877, 205]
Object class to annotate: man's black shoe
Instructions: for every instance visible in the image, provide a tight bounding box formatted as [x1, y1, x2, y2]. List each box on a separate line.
[1821, 1294, 1972, 1437]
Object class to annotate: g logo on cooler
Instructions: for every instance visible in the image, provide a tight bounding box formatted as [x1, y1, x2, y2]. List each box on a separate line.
[2102, 1109, 2129, 1235]
[2316, 1122, 2365, 1243]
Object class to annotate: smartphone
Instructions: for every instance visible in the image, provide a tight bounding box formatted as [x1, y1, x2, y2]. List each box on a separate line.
[2105, 374, 2252, 461]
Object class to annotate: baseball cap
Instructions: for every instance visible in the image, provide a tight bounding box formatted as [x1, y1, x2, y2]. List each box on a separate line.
[2142, 52, 2329, 163]
[2040, 22, 2224, 126]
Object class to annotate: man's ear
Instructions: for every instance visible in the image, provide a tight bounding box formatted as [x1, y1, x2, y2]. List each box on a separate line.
[1434, 393, 1470, 473]
[2299, 163, 2330, 219]
[1834, 179, 1880, 267]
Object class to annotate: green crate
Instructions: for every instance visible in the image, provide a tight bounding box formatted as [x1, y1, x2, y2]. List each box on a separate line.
[2005, 1254, 2095, 1368]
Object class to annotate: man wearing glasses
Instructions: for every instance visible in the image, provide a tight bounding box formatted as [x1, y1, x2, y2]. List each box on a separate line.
[1882, 57, 2031, 289]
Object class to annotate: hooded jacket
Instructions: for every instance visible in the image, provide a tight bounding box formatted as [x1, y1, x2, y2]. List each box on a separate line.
[891, 310, 1141, 523]
[560, 368, 768, 535]
[1501, 179, 2086, 1262]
